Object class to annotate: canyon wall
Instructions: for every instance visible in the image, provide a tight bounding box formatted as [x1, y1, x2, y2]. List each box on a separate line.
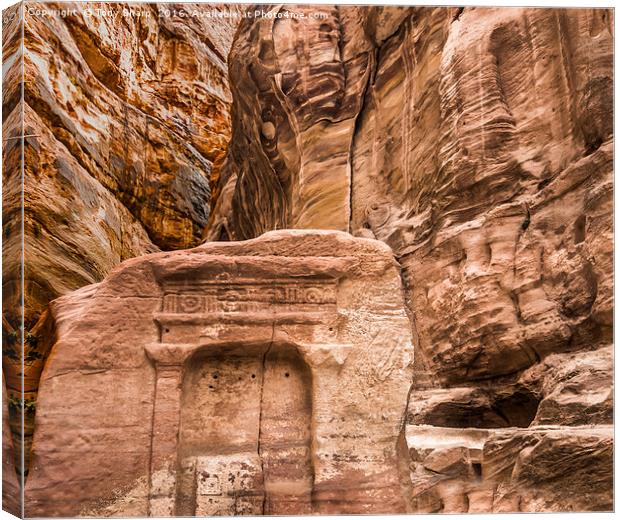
[10, 0, 239, 330]
[208, 5, 613, 512]
[3, 3, 613, 515]
[3, 1, 240, 477]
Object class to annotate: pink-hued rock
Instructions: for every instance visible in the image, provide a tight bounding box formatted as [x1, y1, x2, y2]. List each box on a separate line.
[25, 230, 414, 516]
[207, 5, 613, 513]
[405, 424, 612, 513]
[211, 5, 612, 383]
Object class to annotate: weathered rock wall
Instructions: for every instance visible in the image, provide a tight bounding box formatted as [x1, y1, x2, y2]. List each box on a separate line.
[2, 376, 21, 517]
[3, 2, 28, 486]
[15, 1, 238, 327]
[207, 5, 613, 512]
[3, 1, 240, 478]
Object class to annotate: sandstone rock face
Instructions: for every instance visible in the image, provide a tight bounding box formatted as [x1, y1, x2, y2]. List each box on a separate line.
[4, 1, 238, 339]
[406, 423, 612, 513]
[2, 377, 21, 517]
[4, 3, 613, 515]
[26, 230, 414, 517]
[3, 2, 239, 480]
[3, 2, 28, 486]
[11, 1, 238, 330]
[208, 5, 613, 513]
[207, 5, 371, 237]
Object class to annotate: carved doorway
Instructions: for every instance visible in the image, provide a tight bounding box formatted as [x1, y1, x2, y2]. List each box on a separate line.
[176, 342, 314, 515]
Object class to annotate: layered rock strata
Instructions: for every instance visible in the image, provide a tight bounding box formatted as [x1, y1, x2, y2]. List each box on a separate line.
[2, 377, 21, 517]
[2, 1, 240, 478]
[207, 5, 613, 513]
[2, 1, 27, 485]
[7, 0, 239, 329]
[2, 3, 613, 515]
[26, 230, 414, 517]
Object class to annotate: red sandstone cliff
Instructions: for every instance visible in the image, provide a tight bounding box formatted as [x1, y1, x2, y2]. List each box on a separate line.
[206, 5, 613, 512]
[2, 3, 613, 515]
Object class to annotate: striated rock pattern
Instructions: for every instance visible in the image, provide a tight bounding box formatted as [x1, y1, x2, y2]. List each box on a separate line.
[208, 5, 613, 513]
[2, 376, 21, 517]
[207, 4, 371, 237]
[8, 1, 239, 330]
[405, 347, 613, 511]
[3, 1, 240, 480]
[405, 422, 612, 513]
[25, 230, 414, 516]
[3, 3, 613, 515]
[3, 1, 28, 485]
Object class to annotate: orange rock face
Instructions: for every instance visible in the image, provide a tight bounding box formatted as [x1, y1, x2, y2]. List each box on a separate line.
[4, 0, 238, 341]
[2, 376, 20, 517]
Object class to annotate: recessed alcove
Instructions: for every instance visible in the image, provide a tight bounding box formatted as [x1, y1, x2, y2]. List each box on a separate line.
[176, 342, 314, 516]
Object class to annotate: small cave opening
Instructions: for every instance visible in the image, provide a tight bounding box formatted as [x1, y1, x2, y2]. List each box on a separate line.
[492, 390, 540, 428]
[409, 388, 540, 429]
[574, 215, 587, 244]
[218, 226, 230, 242]
[584, 136, 603, 156]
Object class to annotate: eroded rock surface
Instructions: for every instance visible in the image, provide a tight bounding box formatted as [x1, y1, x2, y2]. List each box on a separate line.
[4, 3, 613, 515]
[9, 1, 239, 331]
[3, 2, 240, 479]
[207, 5, 613, 513]
[26, 230, 414, 516]
[2, 377, 21, 517]
[405, 423, 612, 513]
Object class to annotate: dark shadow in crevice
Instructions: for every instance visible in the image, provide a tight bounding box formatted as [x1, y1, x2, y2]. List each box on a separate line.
[492, 389, 540, 428]
[408, 387, 541, 429]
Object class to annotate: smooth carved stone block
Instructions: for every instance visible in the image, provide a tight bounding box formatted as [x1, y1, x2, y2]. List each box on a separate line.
[26, 230, 414, 517]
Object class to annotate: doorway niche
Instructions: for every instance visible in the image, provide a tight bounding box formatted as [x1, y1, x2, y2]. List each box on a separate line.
[176, 342, 314, 516]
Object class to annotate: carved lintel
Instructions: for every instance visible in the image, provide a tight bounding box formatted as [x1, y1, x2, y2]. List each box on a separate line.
[154, 310, 334, 326]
